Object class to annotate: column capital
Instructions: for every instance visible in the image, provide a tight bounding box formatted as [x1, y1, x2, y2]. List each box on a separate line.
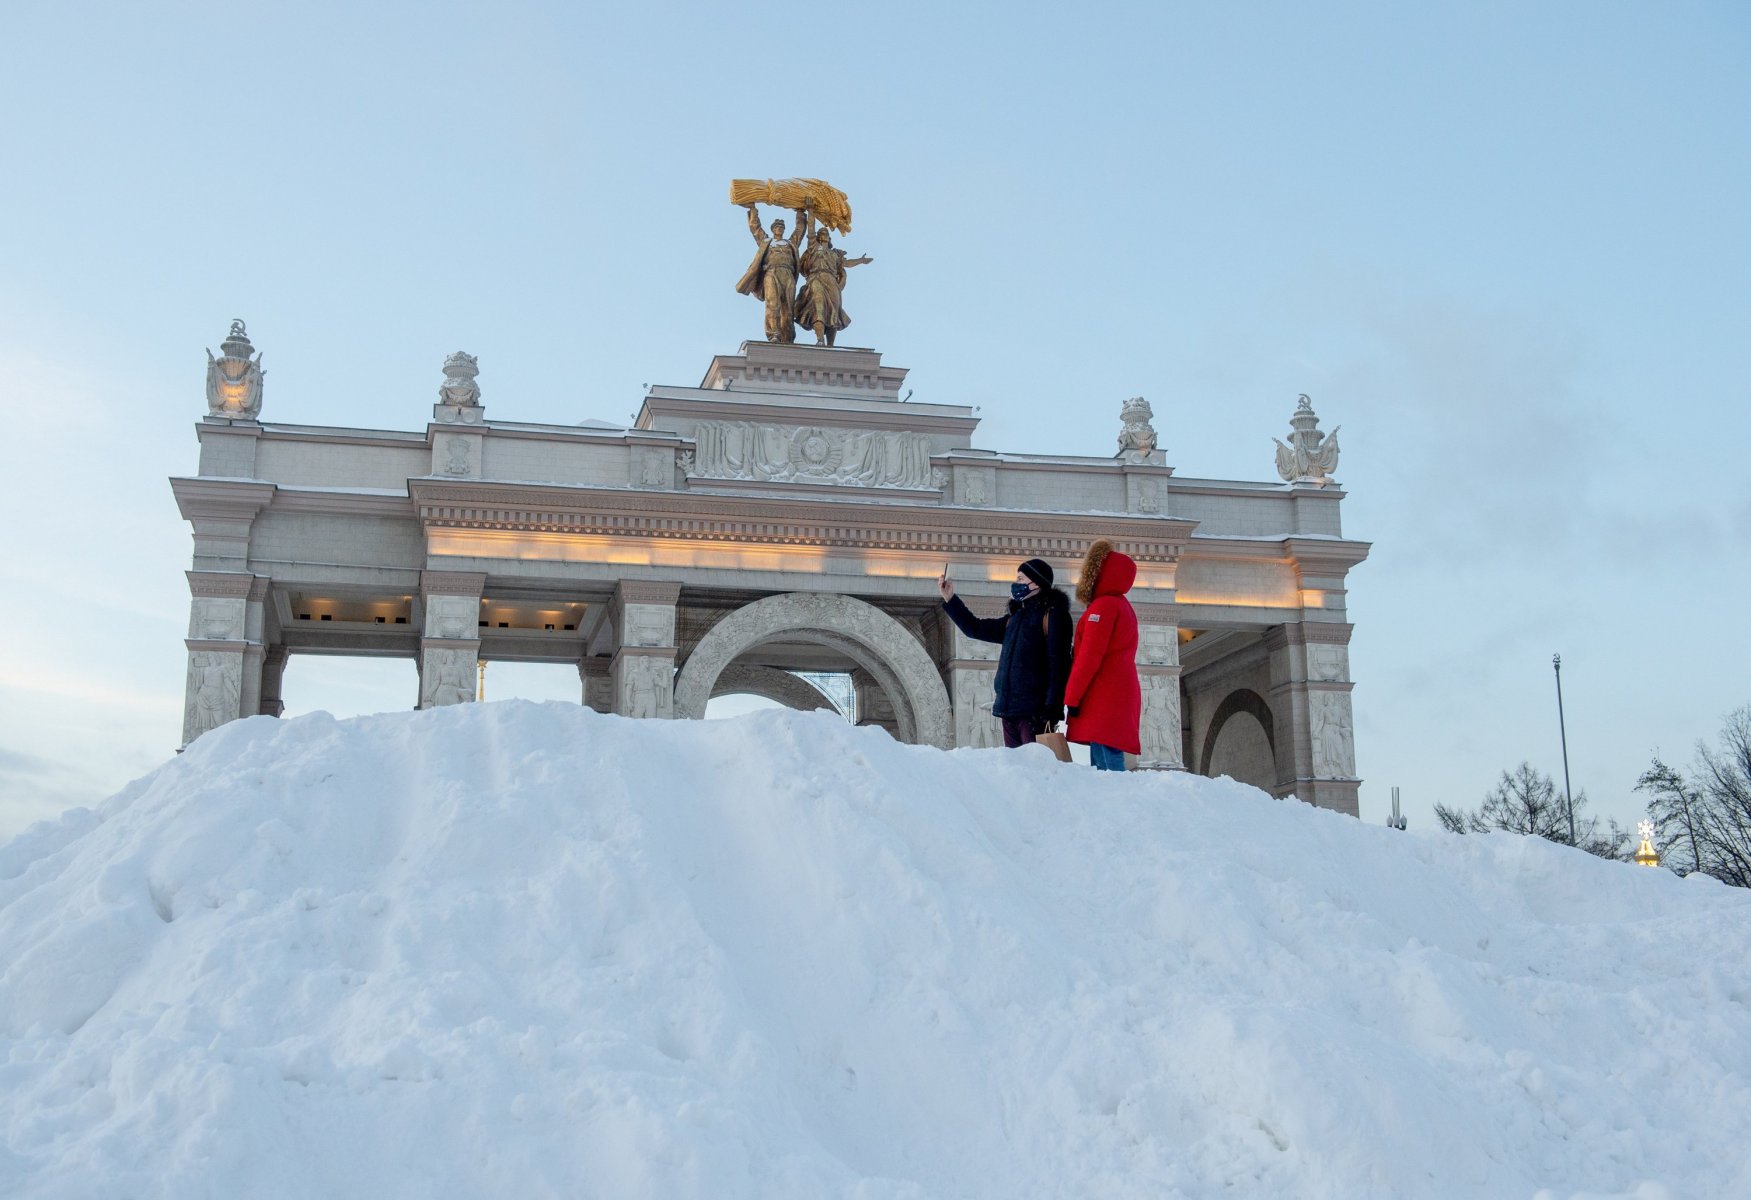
[612, 579, 682, 608]
[1264, 621, 1354, 651]
[186, 570, 263, 599]
[420, 570, 488, 597]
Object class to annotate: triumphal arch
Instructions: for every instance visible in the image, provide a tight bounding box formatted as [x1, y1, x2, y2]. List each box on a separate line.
[172, 182, 1370, 812]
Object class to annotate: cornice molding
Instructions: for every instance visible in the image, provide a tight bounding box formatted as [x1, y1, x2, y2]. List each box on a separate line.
[170, 477, 276, 521]
[270, 488, 416, 518]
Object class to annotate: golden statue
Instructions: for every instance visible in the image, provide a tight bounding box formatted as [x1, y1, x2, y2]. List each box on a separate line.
[734, 204, 807, 343]
[729, 178, 866, 344]
[795, 221, 872, 347]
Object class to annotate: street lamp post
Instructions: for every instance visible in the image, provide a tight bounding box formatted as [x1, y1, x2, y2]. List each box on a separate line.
[1553, 653, 1575, 845]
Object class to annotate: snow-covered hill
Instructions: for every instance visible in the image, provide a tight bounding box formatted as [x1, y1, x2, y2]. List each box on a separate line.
[2, 703, 1747, 1199]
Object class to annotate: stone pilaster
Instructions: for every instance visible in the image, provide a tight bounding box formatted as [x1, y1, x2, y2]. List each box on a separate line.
[851, 668, 901, 738]
[942, 594, 1004, 748]
[1265, 622, 1359, 815]
[578, 656, 613, 713]
[1135, 618, 1185, 769]
[260, 644, 290, 717]
[418, 570, 486, 709]
[181, 571, 268, 745]
[610, 580, 680, 718]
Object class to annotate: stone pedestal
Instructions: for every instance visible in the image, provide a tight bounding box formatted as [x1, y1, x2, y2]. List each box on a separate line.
[611, 580, 680, 718]
[419, 570, 485, 708]
[1265, 622, 1359, 814]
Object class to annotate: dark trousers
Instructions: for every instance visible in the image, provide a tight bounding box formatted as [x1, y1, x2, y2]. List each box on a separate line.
[1001, 715, 1047, 749]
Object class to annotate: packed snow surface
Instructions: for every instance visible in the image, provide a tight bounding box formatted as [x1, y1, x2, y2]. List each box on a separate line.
[3, 704, 1749, 1199]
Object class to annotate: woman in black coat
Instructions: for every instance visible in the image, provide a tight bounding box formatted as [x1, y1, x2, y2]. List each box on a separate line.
[937, 558, 1072, 748]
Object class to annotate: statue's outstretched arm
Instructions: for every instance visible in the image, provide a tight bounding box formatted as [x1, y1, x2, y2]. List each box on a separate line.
[746, 204, 764, 243]
[846, 253, 873, 267]
[790, 208, 806, 249]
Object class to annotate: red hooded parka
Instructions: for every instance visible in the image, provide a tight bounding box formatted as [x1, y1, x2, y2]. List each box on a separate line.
[1064, 548, 1141, 754]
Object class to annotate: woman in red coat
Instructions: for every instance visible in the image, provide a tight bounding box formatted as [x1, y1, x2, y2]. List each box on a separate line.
[1064, 539, 1141, 771]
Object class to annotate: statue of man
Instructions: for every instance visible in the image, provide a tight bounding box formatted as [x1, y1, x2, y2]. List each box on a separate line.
[794, 221, 872, 346]
[735, 203, 807, 342]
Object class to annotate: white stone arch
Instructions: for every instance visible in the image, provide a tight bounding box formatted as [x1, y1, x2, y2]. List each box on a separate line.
[710, 663, 844, 716]
[674, 593, 953, 748]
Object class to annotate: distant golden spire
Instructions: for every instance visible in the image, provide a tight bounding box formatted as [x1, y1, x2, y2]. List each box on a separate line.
[1633, 819, 1660, 868]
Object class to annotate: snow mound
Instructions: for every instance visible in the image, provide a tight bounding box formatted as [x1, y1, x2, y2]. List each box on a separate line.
[2, 703, 1748, 1199]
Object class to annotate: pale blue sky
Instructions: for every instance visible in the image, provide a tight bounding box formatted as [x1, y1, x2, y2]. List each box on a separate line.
[2, 1, 1746, 836]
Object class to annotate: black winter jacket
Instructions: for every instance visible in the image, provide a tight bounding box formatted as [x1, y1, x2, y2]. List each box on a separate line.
[943, 589, 1073, 720]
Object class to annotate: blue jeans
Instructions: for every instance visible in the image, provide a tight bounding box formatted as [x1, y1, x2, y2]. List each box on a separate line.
[1090, 743, 1127, 772]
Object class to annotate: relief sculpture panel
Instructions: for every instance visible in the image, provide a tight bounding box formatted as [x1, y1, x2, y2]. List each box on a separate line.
[1309, 690, 1357, 778]
[1138, 673, 1184, 767]
[183, 651, 243, 744]
[687, 421, 935, 490]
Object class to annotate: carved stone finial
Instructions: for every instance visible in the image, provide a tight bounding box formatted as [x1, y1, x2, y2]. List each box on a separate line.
[1274, 393, 1341, 487]
[439, 351, 481, 407]
[205, 318, 263, 419]
[1116, 396, 1163, 464]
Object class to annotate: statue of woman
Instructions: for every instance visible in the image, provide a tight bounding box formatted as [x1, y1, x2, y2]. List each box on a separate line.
[794, 221, 872, 346]
[734, 204, 807, 342]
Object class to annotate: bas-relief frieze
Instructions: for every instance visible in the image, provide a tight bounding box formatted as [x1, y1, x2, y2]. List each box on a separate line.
[687, 420, 935, 490]
[1309, 690, 1357, 778]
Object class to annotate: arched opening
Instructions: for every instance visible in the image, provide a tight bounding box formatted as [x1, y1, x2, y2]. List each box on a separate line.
[1200, 687, 1277, 791]
[674, 593, 952, 748]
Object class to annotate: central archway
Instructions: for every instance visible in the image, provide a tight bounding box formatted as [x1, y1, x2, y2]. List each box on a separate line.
[674, 593, 953, 748]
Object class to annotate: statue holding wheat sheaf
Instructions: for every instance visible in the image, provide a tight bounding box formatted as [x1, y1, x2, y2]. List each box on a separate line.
[732, 178, 872, 346]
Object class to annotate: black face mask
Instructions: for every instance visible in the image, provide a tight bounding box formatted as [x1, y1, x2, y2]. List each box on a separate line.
[1011, 582, 1035, 601]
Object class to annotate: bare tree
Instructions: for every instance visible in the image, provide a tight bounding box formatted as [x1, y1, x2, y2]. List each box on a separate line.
[1637, 706, 1751, 888]
[1435, 761, 1629, 859]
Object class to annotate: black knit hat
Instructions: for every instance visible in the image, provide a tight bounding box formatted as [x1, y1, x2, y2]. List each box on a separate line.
[1019, 558, 1054, 589]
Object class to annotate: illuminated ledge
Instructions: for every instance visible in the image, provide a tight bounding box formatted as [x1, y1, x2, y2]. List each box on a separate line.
[408, 479, 1199, 565]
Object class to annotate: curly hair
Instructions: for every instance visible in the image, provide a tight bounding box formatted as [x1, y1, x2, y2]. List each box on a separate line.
[1076, 539, 1115, 604]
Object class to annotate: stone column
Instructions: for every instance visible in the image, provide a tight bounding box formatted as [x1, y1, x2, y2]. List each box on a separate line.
[610, 580, 680, 718]
[1135, 618, 1185, 769]
[940, 594, 1004, 749]
[418, 570, 486, 709]
[1265, 622, 1359, 815]
[259, 645, 290, 717]
[181, 571, 268, 746]
[578, 657, 613, 713]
